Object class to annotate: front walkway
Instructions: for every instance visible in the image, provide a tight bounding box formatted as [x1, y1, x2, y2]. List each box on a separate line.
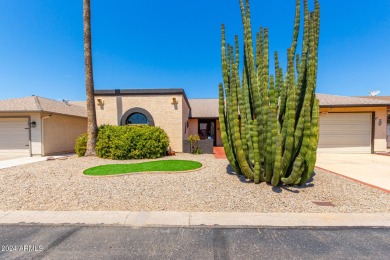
[213, 147, 227, 159]
[315, 153, 390, 193]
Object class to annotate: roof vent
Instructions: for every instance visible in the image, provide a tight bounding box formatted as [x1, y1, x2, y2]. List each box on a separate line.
[369, 90, 380, 96]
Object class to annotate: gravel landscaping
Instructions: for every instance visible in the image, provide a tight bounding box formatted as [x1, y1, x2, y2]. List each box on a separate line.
[0, 153, 389, 213]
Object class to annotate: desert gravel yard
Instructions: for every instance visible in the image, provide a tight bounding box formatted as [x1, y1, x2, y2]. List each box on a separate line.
[0, 153, 389, 213]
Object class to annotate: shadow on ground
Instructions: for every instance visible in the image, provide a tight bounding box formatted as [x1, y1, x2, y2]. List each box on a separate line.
[226, 164, 316, 193]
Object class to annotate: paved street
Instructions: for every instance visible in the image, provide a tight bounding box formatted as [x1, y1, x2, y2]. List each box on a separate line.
[1, 225, 389, 259]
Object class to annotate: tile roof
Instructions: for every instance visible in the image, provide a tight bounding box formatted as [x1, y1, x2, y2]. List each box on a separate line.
[317, 94, 390, 107]
[68, 101, 86, 107]
[0, 96, 87, 117]
[189, 94, 390, 118]
[356, 96, 390, 101]
[189, 99, 219, 118]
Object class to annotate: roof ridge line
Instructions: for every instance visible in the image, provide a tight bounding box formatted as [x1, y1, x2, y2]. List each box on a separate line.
[34, 96, 43, 111]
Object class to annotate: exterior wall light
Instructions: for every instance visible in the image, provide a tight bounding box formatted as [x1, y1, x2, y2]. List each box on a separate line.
[97, 98, 104, 105]
[378, 119, 382, 126]
[172, 97, 178, 105]
[30, 121, 37, 128]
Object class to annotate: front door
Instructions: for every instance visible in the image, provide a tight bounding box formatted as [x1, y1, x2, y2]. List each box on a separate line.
[198, 119, 216, 146]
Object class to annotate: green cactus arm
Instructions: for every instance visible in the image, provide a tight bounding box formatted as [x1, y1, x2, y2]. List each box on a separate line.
[265, 109, 274, 183]
[271, 133, 283, 186]
[290, 0, 301, 56]
[231, 63, 254, 180]
[252, 119, 262, 183]
[281, 155, 305, 185]
[300, 98, 320, 184]
[282, 101, 311, 185]
[219, 83, 240, 174]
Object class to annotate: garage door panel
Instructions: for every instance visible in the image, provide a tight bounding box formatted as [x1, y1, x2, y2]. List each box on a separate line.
[318, 113, 371, 154]
[320, 118, 371, 125]
[320, 126, 371, 135]
[0, 118, 30, 157]
[319, 135, 371, 144]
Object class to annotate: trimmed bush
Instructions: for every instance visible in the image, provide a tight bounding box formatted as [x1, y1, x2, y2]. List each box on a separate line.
[96, 125, 170, 160]
[75, 133, 87, 157]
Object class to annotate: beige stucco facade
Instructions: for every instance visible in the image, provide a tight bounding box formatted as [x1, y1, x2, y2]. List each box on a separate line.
[42, 114, 87, 155]
[320, 106, 388, 152]
[188, 118, 198, 136]
[95, 94, 190, 152]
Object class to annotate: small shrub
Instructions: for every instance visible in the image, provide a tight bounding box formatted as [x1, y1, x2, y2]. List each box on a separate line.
[75, 133, 87, 157]
[193, 147, 202, 154]
[188, 134, 202, 154]
[96, 125, 169, 160]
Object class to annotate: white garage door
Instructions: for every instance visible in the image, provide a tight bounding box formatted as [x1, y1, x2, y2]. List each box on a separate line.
[0, 118, 30, 157]
[318, 113, 372, 154]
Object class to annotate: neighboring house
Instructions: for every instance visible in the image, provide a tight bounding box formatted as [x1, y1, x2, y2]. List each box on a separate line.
[0, 96, 87, 157]
[1, 90, 389, 158]
[357, 96, 390, 149]
[317, 94, 389, 153]
[94, 89, 390, 154]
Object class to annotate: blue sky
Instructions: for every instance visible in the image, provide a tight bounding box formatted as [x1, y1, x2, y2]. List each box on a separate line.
[0, 0, 389, 101]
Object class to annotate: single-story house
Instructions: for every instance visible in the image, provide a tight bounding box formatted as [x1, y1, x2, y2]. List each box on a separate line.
[0, 96, 87, 158]
[94, 89, 390, 154]
[94, 89, 221, 154]
[1, 89, 389, 158]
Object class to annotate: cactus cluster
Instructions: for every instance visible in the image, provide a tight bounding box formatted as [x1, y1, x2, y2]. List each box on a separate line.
[219, 0, 320, 186]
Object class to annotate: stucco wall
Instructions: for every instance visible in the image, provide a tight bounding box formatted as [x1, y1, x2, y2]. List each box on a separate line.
[320, 106, 388, 152]
[43, 114, 87, 155]
[95, 94, 185, 152]
[182, 96, 191, 141]
[0, 112, 42, 156]
[188, 119, 198, 135]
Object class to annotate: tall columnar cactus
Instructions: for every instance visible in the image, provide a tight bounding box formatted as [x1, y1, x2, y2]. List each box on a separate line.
[219, 0, 320, 186]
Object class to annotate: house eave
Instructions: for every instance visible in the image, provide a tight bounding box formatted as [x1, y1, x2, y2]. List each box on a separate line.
[0, 110, 87, 118]
[320, 104, 390, 108]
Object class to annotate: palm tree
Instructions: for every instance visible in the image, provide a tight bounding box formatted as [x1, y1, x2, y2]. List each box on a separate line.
[83, 0, 97, 156]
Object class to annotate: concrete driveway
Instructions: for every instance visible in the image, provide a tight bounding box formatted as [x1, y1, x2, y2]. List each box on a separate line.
[0, 155, 27, 161]
[316, 153, 390, 192]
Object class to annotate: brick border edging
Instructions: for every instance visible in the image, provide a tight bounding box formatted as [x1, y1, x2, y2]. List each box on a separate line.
[315, 166, 390, 194]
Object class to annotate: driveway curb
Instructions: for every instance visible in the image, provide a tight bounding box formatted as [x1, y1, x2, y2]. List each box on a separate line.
[0, 211, 389, 227]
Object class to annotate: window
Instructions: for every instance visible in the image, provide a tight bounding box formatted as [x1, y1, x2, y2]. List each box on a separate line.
[126, 113, 148, 125]
[121, 107, 155, 126]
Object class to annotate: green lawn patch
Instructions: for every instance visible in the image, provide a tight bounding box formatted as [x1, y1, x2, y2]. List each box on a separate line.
[83, 160, 202, 176]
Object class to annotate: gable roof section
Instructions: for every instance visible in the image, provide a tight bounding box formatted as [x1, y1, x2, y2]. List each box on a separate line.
[317, 94, 390, 107]
[0, 96, 87, 117]
[189, 99, 219, 118]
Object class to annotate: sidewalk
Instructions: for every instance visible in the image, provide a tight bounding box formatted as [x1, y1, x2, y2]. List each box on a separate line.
[1, 211, 389, 227]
